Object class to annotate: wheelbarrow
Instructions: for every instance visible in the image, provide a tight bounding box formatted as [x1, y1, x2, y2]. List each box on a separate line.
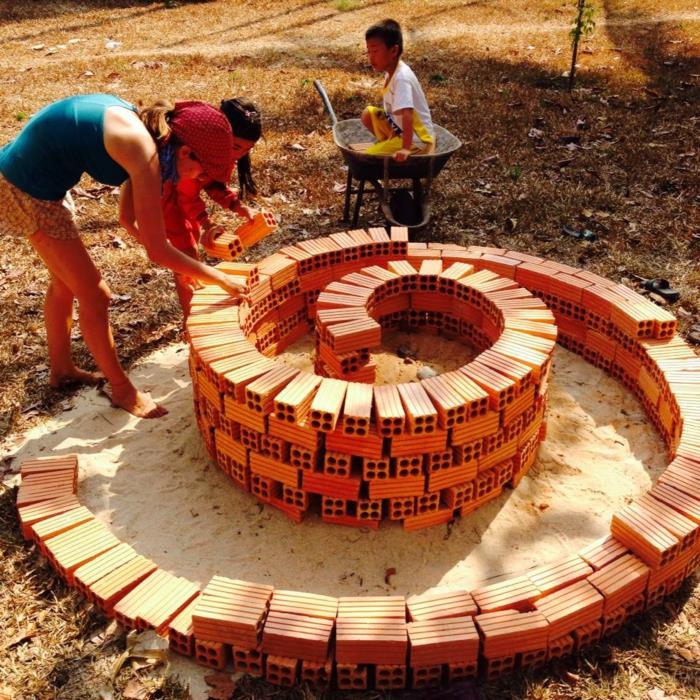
[314, 80, 462, 232]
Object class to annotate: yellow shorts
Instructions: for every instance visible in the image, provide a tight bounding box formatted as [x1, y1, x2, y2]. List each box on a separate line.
[0, 174, 79, 239]
[363, 105, 434, 156]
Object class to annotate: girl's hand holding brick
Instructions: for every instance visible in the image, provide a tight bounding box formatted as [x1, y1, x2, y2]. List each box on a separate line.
[232, 200, 256, 222]
[201, 223, 226, 249]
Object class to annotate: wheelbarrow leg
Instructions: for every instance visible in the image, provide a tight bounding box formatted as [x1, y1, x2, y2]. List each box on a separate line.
[412, 178, 423, 224]
[352, 178, 366, 228]
[342, 169, 353, 223]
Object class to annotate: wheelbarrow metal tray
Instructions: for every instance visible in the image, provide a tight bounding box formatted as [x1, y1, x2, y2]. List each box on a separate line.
[332, 119, 461, 180]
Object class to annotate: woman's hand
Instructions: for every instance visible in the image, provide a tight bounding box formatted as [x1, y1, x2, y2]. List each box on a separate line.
[214, 270, 246, 297]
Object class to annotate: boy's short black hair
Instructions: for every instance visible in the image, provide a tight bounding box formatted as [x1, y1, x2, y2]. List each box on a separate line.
[365, 18, 403, 56]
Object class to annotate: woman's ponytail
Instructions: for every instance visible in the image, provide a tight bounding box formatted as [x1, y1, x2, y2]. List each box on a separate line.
[139, 99, 176, 143]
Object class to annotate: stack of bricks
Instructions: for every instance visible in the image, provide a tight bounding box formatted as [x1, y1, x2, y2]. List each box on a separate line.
[112, 570, 199, 635]
[14, 230, 700, 690]
[475, 609, 550, 677]
[335, 596, 408, 690]
[202, 210, 277, 261]
[262, 590, 337, 689]
[190, 576, 273, 670]
[188, 229, 557, 531]
[406, 589, 480, 687]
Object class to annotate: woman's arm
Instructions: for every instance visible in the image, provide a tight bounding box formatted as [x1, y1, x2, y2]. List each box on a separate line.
[103, 108, 244, 295]
[118, 179, 141, 241]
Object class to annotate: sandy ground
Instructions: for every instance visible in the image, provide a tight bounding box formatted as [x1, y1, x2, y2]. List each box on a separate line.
[2, 335, 667, 696]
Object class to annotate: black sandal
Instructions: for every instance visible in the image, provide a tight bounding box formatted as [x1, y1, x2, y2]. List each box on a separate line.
[629, 274, 680, 303]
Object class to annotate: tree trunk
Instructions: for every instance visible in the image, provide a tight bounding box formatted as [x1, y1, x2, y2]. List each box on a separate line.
[569, 0, 585, 91]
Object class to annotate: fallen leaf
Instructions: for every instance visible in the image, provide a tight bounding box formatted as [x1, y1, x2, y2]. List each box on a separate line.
[4, 626, 37, 650]
[288, 143, 306, 151]
[123, 679, 149, 700]
[207, 687, 235, 700]
[204, 672, 232, 687]
[676, 647, 695, 662]
[31, 44, 45, 50]
[72, 186, 102, 200]
[130, 60, 168, 70]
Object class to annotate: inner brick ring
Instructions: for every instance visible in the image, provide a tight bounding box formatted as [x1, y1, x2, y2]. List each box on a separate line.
[189, 228, 555, 530]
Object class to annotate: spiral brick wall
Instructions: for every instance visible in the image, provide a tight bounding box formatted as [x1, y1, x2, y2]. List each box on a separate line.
[15, 227, 699, 691]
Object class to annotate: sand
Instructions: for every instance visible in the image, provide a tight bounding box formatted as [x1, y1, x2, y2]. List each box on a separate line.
[2, 336, 667, 695]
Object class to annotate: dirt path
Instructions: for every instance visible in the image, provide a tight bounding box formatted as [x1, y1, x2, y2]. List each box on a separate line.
[0, 5, 697, 70]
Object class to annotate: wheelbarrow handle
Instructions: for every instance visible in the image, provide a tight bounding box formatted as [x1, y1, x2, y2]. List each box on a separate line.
[313, 80, 338, 126]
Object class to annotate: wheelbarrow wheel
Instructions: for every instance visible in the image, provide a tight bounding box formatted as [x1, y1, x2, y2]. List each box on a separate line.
[386, 189, 419, 227]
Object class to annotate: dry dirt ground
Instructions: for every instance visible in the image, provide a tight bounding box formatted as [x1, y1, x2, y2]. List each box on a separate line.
[0, 1, 699, 699]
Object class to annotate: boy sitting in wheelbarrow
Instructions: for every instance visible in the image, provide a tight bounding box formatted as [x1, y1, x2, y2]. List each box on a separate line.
[361, 19, 435, 162]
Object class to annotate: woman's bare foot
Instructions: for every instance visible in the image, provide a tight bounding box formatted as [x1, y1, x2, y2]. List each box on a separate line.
[109, 380, 168, 419]
[49, 367, 105, 390]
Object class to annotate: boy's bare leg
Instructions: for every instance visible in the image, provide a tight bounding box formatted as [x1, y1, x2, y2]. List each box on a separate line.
[361, 108, 374, 133]
[44, 273, 103, 388]
[29, 230, 167, 418]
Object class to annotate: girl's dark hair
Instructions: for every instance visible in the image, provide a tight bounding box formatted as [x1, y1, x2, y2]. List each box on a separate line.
[220, 98, 262, 197]
[365, 18, 403, 56]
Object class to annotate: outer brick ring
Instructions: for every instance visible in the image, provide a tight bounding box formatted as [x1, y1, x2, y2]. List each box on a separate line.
[15, 228, 700, 692]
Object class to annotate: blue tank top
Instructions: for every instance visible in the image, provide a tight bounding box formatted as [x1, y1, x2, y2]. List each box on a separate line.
[0, 94, 137, 201]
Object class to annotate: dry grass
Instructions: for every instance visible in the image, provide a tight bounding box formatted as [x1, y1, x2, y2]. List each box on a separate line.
[0, 1, 699, 698]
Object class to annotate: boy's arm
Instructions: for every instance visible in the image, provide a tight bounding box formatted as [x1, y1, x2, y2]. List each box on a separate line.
[393, 107, 414, 162]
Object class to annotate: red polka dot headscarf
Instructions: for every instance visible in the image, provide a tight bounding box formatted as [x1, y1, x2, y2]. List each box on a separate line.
[169, 101, 235, 182]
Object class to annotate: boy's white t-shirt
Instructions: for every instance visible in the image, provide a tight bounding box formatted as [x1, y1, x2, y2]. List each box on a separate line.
[383, 60, 435, 145]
